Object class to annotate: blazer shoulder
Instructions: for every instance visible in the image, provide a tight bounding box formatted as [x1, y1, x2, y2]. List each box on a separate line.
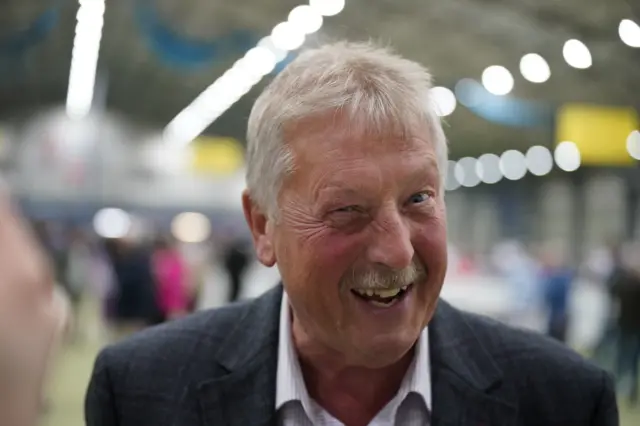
[96, 300, 255, 375]
[453, 309, 617, 423]
[460, 309, 606, 382]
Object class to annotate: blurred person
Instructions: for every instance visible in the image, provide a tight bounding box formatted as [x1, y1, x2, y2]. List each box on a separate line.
[152, 236, 189, 321]
[611, 243, 640, 405]
[177, 240, 209, 312]
[64, 228, 94, 341]
[101, 238, 121, 326]
[222, 237, 251, 302]
[492, 240, 543, 330]
[86, 42, 617, 426]
[84, 238, 118, 343]
[539, 245, 574, 343]
[592, 242, 626, 363]
[107, 238, 159, 340]
[0, 195, 68, 426]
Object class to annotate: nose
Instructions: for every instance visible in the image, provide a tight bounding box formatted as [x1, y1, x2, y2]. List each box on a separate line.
[366, 207, 414, 270]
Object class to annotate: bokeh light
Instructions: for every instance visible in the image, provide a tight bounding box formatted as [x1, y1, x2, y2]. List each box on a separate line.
[93, 208, 131, 239]
[525, 145, 554, 176]
[519, 53, 551, 83]
[499, 150, 527, 180]
[171, 212, 212, 244]
[554, 141, 582, 172]
[477, 153, 503, 184]
[430, 86, 457, 117]
[482, 65, 514, 96]
[563, 39, 592, 69]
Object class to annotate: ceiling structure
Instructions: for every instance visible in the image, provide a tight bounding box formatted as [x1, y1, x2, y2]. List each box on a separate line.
[0, 0, 638, 158]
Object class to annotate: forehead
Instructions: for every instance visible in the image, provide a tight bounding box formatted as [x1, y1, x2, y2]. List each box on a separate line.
[284, 111, 437, 168]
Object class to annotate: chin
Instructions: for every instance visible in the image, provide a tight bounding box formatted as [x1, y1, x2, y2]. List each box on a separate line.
[350, 333, 418, 369]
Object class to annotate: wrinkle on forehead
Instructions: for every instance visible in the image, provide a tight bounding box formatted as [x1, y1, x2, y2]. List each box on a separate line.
[283, 108, 432, 156]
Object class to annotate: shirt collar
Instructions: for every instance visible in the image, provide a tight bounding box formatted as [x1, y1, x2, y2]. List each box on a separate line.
[275, 291, 432, 412]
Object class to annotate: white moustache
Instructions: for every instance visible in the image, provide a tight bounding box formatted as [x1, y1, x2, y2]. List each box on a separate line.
[346, 261, 425, 290]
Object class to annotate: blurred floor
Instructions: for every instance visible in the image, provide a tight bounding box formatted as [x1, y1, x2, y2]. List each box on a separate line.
[43, 268, 640, 426]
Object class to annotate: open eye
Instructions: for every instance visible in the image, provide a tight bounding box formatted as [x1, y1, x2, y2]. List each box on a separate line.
[408, 192, 432, 205]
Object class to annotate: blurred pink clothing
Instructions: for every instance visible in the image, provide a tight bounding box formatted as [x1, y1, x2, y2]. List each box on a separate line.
[153, 250, 188, 316]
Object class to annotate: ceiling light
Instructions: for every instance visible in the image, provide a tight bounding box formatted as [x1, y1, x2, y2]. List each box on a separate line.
[288, 5, 323, 34]
[93, 208, 131, 239]
[243, 46, 278, 76]
[476, 153, 503, 184]
[554, 141, 581, 172]
[619, 19, 640, 48]
[257, 37, 287, 62]
[481, 65, 514, 96]
[429, 86, 457, 117]
[499, 150, 527, 180]
[627, 130, 640, 160]
[66, 0, 106, 118]
[525, 145, 553, 176]
[309, 0, 345, 16]
[271, 21, 305, 51]
[562, 39, 592, 69]
[161, 2, 338, 146]
[519, 53, 551, 83]
[456, 157, 481, 188]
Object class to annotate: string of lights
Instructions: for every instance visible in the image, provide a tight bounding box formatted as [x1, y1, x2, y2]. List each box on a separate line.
[163, 0, 346, 147]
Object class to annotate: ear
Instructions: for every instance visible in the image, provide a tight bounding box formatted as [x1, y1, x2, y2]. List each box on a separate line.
[242, 189, 276, 267]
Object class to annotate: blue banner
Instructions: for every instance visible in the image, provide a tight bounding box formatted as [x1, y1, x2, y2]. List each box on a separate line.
[135, 0, 256, 69]
[0, 6, 59, 57]
[454, 78, 554, 129]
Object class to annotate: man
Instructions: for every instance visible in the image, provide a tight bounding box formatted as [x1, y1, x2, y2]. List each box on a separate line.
[85, 42, 617, 425]
[0, 194, 67, 426]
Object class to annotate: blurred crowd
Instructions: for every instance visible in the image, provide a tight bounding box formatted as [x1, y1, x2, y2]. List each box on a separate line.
[31, 221, 254, 345]
[450, 238, 640, 404]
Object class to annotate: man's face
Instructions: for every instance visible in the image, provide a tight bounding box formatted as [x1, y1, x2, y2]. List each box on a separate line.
[244, 113, 448, 368]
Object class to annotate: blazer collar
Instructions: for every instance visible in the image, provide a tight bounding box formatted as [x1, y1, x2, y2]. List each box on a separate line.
[196, 285, 283, 426]
[428, 300, 519, 425]
[195, 285, 518, 426]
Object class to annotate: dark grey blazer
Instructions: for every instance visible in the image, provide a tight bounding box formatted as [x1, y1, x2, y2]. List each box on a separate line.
[85, 285, 618, 426]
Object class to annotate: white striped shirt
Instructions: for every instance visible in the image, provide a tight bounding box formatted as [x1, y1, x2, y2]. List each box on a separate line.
[276, 292, 432, 426]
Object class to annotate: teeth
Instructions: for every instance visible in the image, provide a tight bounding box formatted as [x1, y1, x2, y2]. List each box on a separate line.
[354, 287, 405, 298]
[374, 288, 401, 298]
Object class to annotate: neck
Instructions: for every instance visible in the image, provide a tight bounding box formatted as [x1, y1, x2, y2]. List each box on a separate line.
[291, 318, 414, 426]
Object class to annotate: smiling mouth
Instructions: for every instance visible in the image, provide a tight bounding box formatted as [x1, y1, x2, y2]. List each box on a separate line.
[351, 284, 413, 307]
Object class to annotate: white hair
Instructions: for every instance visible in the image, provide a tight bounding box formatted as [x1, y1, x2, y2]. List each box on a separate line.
[246, 41, 448, 217]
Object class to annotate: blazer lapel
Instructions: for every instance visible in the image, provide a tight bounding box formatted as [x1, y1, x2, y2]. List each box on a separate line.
[429, 300, 519, 426]
[196, 286, 283, 426]
[193, 289, 519, 426]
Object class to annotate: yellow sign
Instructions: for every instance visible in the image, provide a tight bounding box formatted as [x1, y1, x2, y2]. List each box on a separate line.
[190, 136, 244, 175]
[556, 104, 638, 166]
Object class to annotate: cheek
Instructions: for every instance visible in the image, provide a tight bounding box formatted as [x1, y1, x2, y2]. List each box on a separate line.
[285, 209, 365, 265]
[281, 232, 367, 304]
[301, 233, 364, 287]
[413, 215, 448, 269]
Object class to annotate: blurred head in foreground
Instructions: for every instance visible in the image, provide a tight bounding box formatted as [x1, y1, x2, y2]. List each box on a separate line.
[242, 42, 448, 368]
